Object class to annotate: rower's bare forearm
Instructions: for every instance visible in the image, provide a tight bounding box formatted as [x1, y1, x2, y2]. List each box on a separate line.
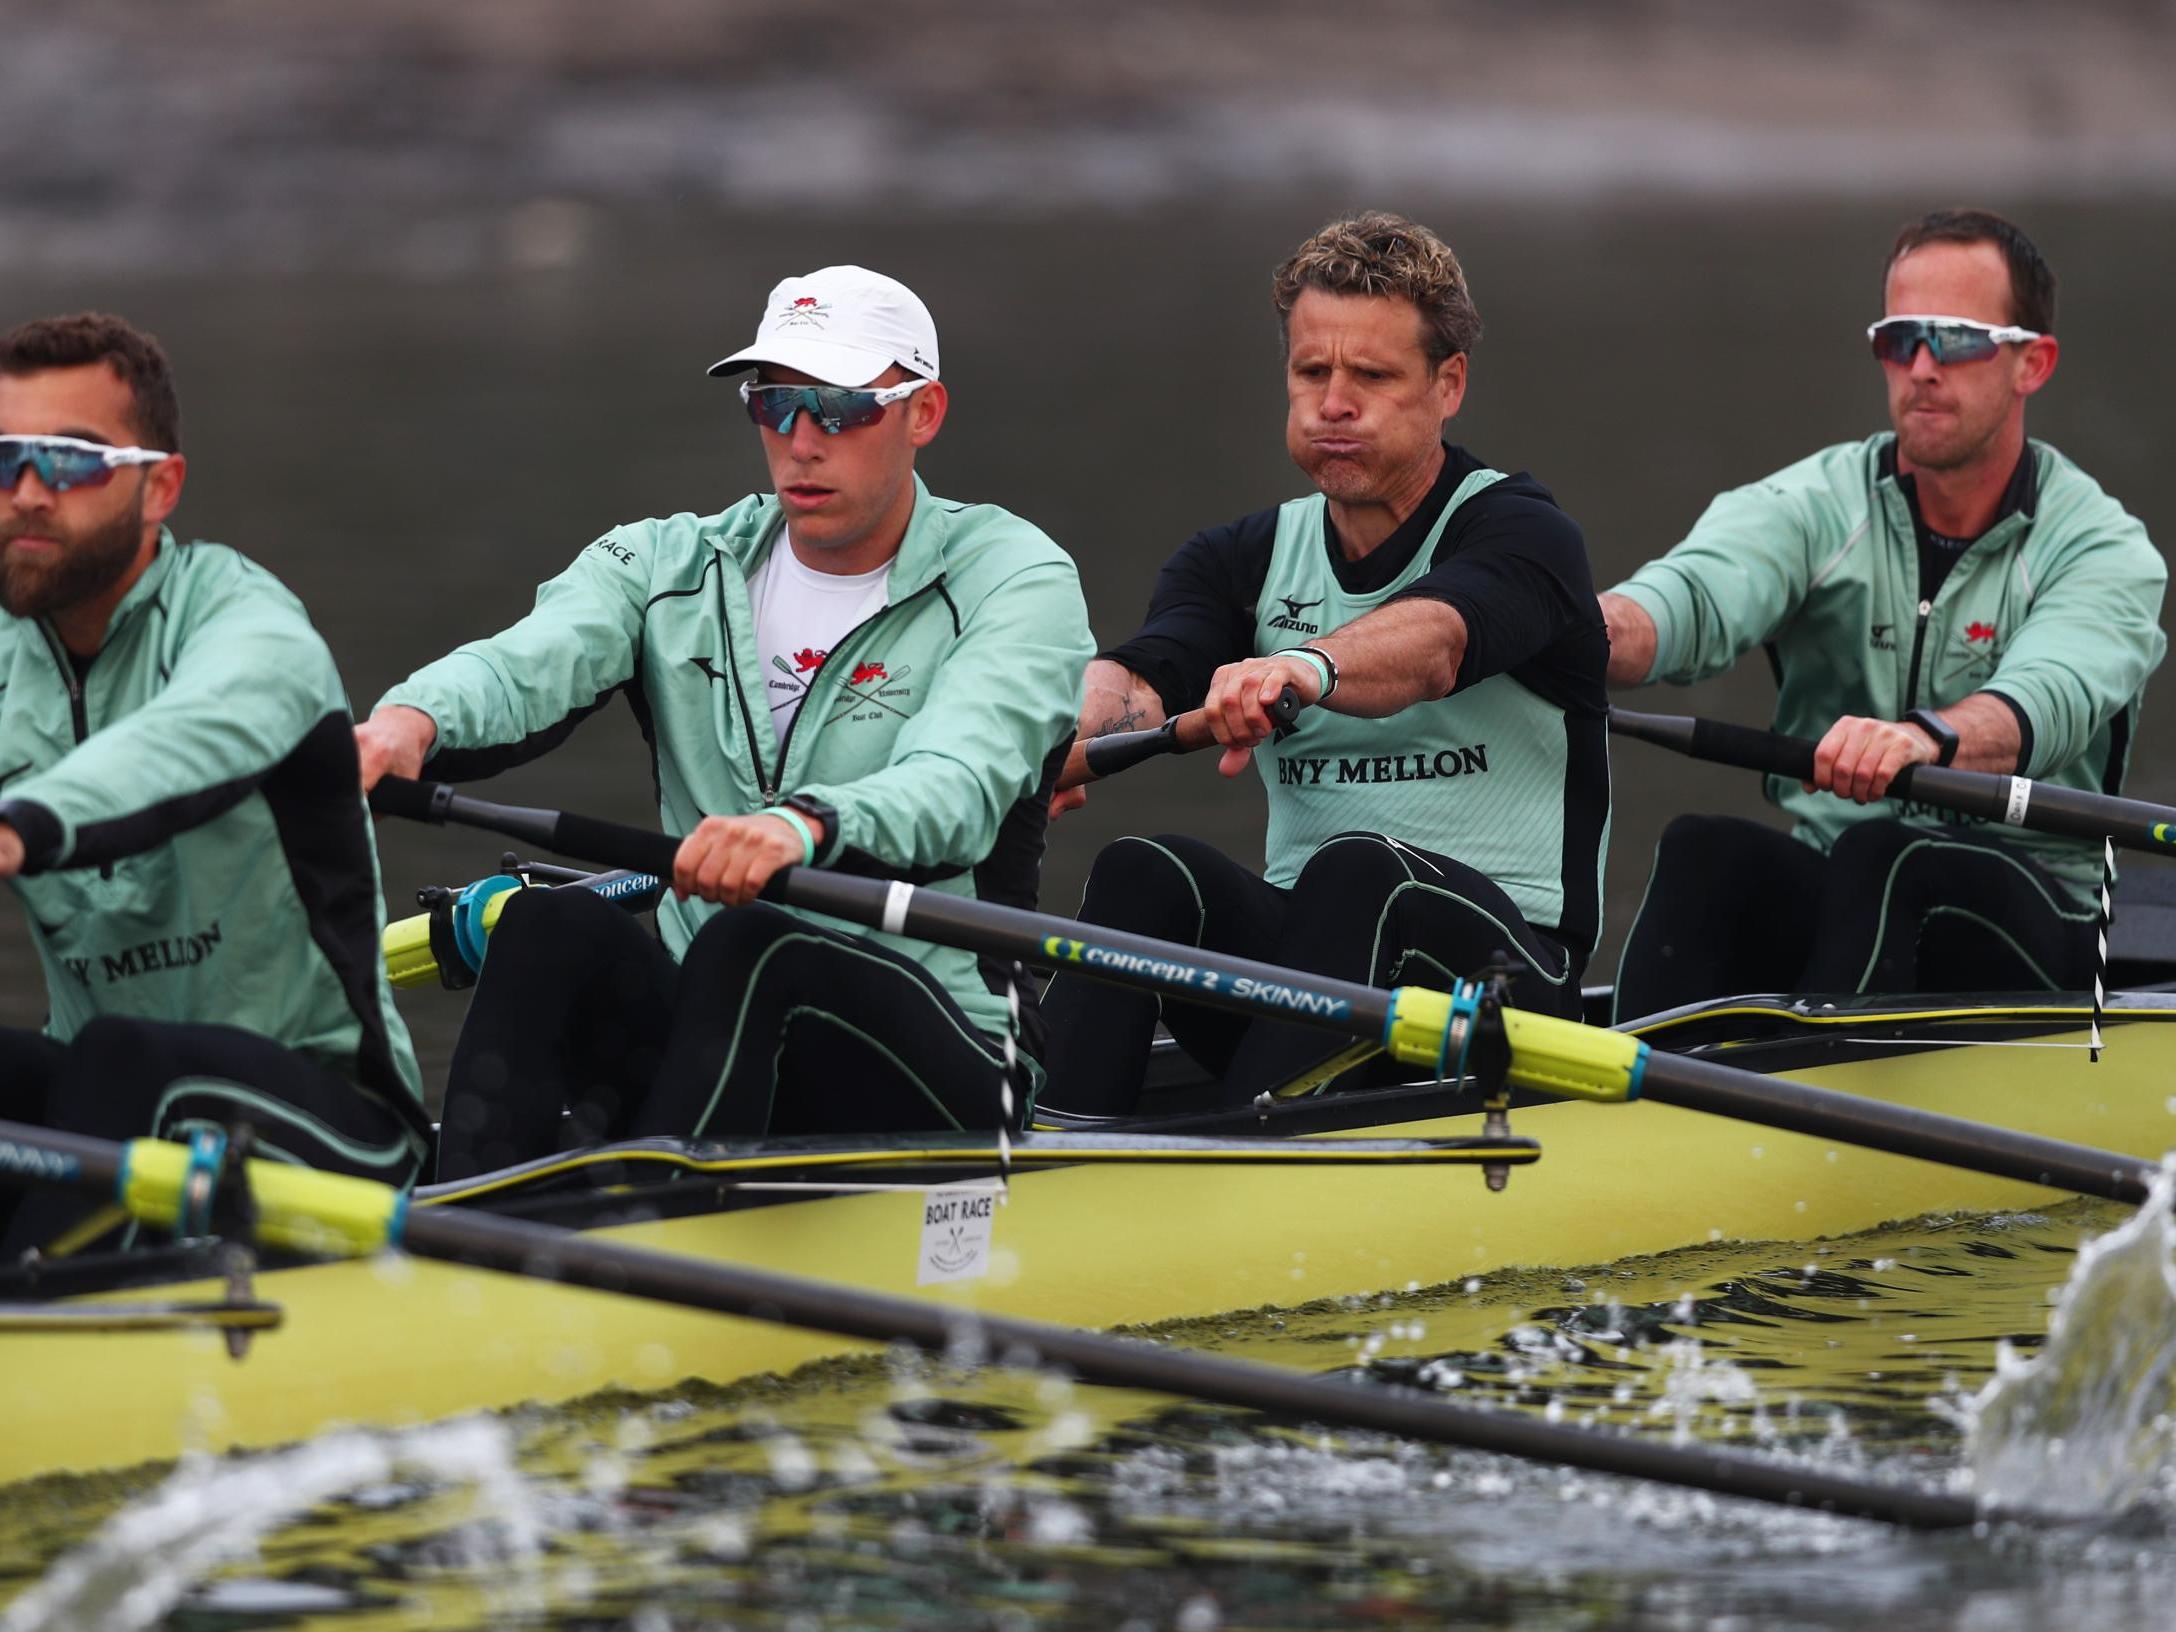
[1599, 593, 1658, 687]
[1309, 600, 1466, 718]
[1941, 693, 2024, 775]
[1079, 658, 1165, 737]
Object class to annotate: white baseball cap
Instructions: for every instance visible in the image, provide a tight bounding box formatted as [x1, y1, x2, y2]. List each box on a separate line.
[707, 265, 940, 387]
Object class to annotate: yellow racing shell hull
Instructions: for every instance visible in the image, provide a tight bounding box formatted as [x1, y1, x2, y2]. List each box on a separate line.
[5, 996, 2173, 1487]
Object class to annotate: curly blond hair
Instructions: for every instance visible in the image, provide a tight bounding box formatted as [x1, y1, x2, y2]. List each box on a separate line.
[1271, 212, 1481, 366]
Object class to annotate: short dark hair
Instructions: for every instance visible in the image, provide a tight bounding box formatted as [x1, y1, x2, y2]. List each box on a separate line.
[1273, 211, 1482, 368]
[1885, 210, 2056, 336]
[0, 312, 182, 451]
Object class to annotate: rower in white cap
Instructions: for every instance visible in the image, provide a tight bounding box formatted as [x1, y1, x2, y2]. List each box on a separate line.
[356, 266, 1093, 1175]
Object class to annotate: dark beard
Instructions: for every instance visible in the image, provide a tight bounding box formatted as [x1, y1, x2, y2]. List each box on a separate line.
[0, 494, 144, 620]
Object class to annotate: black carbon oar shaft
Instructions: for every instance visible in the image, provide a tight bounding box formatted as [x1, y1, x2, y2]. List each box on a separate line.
[1639, 1050, 2155, 1204]
[369, 776, 1401, 1045]
[1608, 707, 2176, 857]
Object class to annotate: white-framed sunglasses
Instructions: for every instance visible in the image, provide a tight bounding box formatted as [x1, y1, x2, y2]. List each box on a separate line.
[0, 433, 172, 493]
[738, 378, 931, 435]
[1866, 315, 2044, 366]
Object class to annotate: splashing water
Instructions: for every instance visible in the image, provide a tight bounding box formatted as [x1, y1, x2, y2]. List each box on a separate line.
[1646, 1336, 1766, 1447]
[1, 1418, 542, 1632]
[1968, 1160, 2176, 1516]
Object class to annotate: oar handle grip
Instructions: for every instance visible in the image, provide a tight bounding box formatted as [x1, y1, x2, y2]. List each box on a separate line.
[1068, 717, 1180, 785]
[1059, 686, 1303, 790]
[371, 778, 683, 878]
[1607, 707, 1813, 780]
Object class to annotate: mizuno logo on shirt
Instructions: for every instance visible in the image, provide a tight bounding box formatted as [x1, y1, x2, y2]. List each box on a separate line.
[1274, 746, 1490, 786]
[1870, 623, 1896, 651]
[1267, 595, 1325, 635]
[689, 656, 728, 683]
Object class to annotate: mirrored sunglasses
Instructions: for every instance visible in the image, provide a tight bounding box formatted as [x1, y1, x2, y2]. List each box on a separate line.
[1866, 315, 2043, 367]
[738, 378, 930, 436]
[0, 434, 171, 492]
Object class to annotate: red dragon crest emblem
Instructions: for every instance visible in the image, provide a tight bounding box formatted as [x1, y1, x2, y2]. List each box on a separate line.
[850, 659, 889, 686]
[792, 647, 825, 672]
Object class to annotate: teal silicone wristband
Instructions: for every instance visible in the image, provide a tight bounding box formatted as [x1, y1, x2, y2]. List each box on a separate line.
[1280, 647, 1332, 699]
[762, 806, 818, 867]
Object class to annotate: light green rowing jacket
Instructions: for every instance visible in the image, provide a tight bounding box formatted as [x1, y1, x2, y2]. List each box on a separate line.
[1612, 434, 2167, 894]
[0, 535, 425, 1129]
[379, 477, 1093, 1038]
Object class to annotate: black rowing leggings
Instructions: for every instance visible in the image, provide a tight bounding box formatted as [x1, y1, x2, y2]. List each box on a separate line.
[1612, 815, 2102, 1022]
[435, 887, 1022, 1182]
[0, 1019, 427, 1260]
[1038, 831, 1582, 1118]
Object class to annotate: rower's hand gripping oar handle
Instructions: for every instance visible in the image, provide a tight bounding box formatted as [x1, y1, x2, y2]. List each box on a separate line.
[1607, 706, 2176, 857]
[1058, 685, 1303, 790]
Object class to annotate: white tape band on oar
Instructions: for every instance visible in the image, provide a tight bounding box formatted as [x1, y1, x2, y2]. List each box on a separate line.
[881, 880, 913, 936]
[2004, 777, 2032, 826]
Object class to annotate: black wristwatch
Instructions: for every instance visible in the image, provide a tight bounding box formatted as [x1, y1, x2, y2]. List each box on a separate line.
[780, 791, 840, 859]
[1904, 708, 1960, 767]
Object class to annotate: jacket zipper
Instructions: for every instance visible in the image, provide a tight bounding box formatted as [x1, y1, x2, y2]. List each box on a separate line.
[37, 622, 88, 745]
[715, 605, 778, 805]
[1903, 597, 1933, 709]
[38, 622, 112, 878]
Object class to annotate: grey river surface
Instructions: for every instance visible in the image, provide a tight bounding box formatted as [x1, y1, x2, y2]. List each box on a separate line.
[5, 200, 2174, 1089]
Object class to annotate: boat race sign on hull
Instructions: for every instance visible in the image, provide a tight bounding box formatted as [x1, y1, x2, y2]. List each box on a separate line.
[918, 1185, 998, 1285]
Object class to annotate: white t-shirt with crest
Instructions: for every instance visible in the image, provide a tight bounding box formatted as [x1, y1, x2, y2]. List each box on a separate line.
[750, 539, 891, 745]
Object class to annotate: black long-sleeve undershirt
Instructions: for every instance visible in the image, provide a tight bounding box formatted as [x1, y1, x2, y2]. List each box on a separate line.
[1102, 444, 1606, 720]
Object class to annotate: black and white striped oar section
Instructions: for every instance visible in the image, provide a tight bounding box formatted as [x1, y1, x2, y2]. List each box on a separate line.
[2093, 838, 2116, 1062]
[1607, 707, 2176, 858]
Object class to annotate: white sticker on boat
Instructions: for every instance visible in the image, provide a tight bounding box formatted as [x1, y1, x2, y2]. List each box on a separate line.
[917, 1185, 998, 1285]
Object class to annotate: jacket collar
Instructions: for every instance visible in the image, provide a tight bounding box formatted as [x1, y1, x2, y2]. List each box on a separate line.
[719, 474, 949, 601]
[109, 527, 181, 629]
[1876, 436, 2040, 537]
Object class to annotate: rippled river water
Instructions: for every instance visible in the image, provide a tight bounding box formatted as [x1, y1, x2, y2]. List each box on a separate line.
[6, 1200, 2174, 1630]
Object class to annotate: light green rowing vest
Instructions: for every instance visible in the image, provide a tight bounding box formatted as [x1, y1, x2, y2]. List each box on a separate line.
[1251, 472, 1588, 935]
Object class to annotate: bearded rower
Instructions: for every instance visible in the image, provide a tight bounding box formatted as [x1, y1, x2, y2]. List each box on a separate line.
[1040, 213, 1610, 1118]
[0, 314, 427, 1257]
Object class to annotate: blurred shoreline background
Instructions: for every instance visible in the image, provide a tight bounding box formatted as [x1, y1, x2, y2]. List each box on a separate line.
[5, 1, 2174, 1089]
